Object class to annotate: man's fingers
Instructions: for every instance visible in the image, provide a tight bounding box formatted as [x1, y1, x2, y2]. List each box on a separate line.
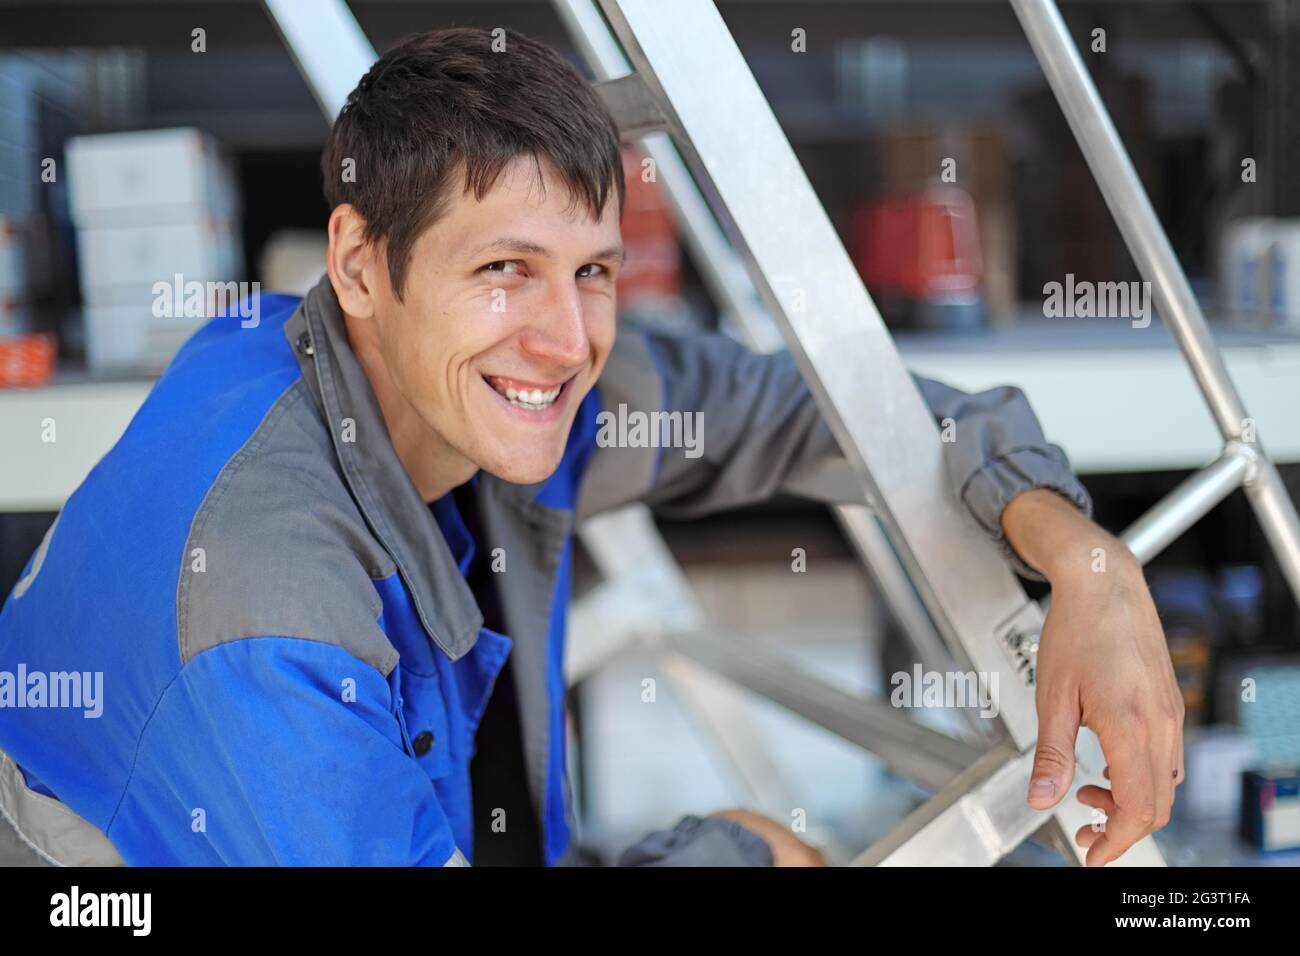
[1089, 698, 1183, 865]
[1076, 784, 1116, 848]
[1077, 784, 1115, 813]
[1147, 695, 1183, 833]
[1088, 727, 1159, 866]
[1074, 824, 1106, 850]
[1028, 698, 1080, 809]
[1097, 723, 1183, 786]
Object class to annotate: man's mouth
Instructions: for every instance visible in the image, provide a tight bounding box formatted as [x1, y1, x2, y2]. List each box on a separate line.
[483, 374, 570, 411]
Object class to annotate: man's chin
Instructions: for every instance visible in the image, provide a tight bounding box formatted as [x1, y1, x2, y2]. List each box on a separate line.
[477, 450, 564, 487]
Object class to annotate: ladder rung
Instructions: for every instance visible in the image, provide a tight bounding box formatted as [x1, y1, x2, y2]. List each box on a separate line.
[593, 73, 668, 138]
[852, 742, 1028, 866]
[664, 628, 982, 792]
[1121, 448, 1252, 564]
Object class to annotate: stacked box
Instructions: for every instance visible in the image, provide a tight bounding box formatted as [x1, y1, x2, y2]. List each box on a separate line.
[66, 127, 242, 372]
[1221, 217, 1300, 331]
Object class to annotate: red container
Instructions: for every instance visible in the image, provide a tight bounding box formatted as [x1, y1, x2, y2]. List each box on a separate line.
[851, 185, 984, 301]
[0, 332, 57, 388]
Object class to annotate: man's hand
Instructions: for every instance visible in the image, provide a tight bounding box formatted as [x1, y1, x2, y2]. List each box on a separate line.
[1001, 489, 1185, 866]
[710, 808, 828, 867]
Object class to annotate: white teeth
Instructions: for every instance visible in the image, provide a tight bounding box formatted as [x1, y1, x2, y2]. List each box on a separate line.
[488, 377, 563, 409]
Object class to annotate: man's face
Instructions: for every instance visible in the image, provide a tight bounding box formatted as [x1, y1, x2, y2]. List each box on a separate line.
[366, 155, 623, 486]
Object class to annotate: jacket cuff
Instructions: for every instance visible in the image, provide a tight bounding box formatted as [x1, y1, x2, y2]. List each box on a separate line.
[958, 446, 1094, 582]
[616, 814, 774, 867]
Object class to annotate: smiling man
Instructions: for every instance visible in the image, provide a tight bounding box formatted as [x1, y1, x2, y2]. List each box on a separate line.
[0, 27, 1182, 868]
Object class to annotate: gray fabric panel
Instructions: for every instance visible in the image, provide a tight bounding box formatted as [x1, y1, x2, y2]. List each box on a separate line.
[576, 326, 666, 521]
[617, 814, 774, 867]
[591, 322, 843, 520]
[0, 750, 124, 866]
[178, 377, 401, 676]
[779, 455, 870, 507]
[581, 320, 1090, 579]
[912, 374, 1093, 581]
[290, 276, 484, 661]
[0, 809, 49, 867]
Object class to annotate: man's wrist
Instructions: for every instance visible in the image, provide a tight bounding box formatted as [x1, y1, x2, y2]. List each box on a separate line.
[1001, 488, 1136, 584]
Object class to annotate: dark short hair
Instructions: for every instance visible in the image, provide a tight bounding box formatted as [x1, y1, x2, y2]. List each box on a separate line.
[321, 27, 626, 301]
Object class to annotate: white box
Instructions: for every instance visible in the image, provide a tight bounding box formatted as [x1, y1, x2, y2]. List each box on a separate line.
[1221, 217, 1276, 325]
[1265, 223, 1300, 332]
[1221, 217, 1300, 331]
[66, 127, 237, 229]
[75, 217, 242, 306]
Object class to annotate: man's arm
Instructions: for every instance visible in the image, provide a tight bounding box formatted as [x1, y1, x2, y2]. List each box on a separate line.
[579, 321, 1091, 578]
[615, 808, 827, 866]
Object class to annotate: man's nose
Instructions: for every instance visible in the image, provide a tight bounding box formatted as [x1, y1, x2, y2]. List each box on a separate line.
[519, 282, 590, 368]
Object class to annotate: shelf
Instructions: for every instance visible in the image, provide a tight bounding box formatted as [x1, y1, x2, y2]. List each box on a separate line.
[3, 319, 1297, 512]
[898, 319, 1300, 474]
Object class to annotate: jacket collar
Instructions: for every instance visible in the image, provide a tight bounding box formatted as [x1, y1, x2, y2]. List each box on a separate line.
[283, 275, 490, 660]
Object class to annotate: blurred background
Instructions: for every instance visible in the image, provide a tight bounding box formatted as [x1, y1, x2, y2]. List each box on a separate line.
[1, 0, 1298, 865]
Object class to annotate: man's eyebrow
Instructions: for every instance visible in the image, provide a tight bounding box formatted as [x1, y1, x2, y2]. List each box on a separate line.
[467, 237, 550, 259]
[590, 243, 627, 264]
[466, 236, 626, 263]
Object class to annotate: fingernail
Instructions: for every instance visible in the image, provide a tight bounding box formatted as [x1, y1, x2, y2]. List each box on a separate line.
[1029, 778, 1055, 801]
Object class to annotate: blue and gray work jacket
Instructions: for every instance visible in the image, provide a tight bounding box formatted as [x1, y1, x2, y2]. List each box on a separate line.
[0, 275, 1090, 866]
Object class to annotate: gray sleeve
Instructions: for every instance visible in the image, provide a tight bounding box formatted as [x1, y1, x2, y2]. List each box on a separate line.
[577, 321, 1092, 581]
[616, 814, 774, 867]
[911, 374, 1094, 580]
[577, 323, 839, 521]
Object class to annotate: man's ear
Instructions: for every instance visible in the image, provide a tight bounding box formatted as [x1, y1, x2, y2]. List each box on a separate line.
[325, 204, 381, 320]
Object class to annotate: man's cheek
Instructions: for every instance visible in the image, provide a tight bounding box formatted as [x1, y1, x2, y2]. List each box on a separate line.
[569, 377, 600, 411]
[588, 341, 614, 384]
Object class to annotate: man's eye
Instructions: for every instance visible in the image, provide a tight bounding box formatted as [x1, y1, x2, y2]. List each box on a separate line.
[577, 263, 607, 279]
[483, 260, 522, 275]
